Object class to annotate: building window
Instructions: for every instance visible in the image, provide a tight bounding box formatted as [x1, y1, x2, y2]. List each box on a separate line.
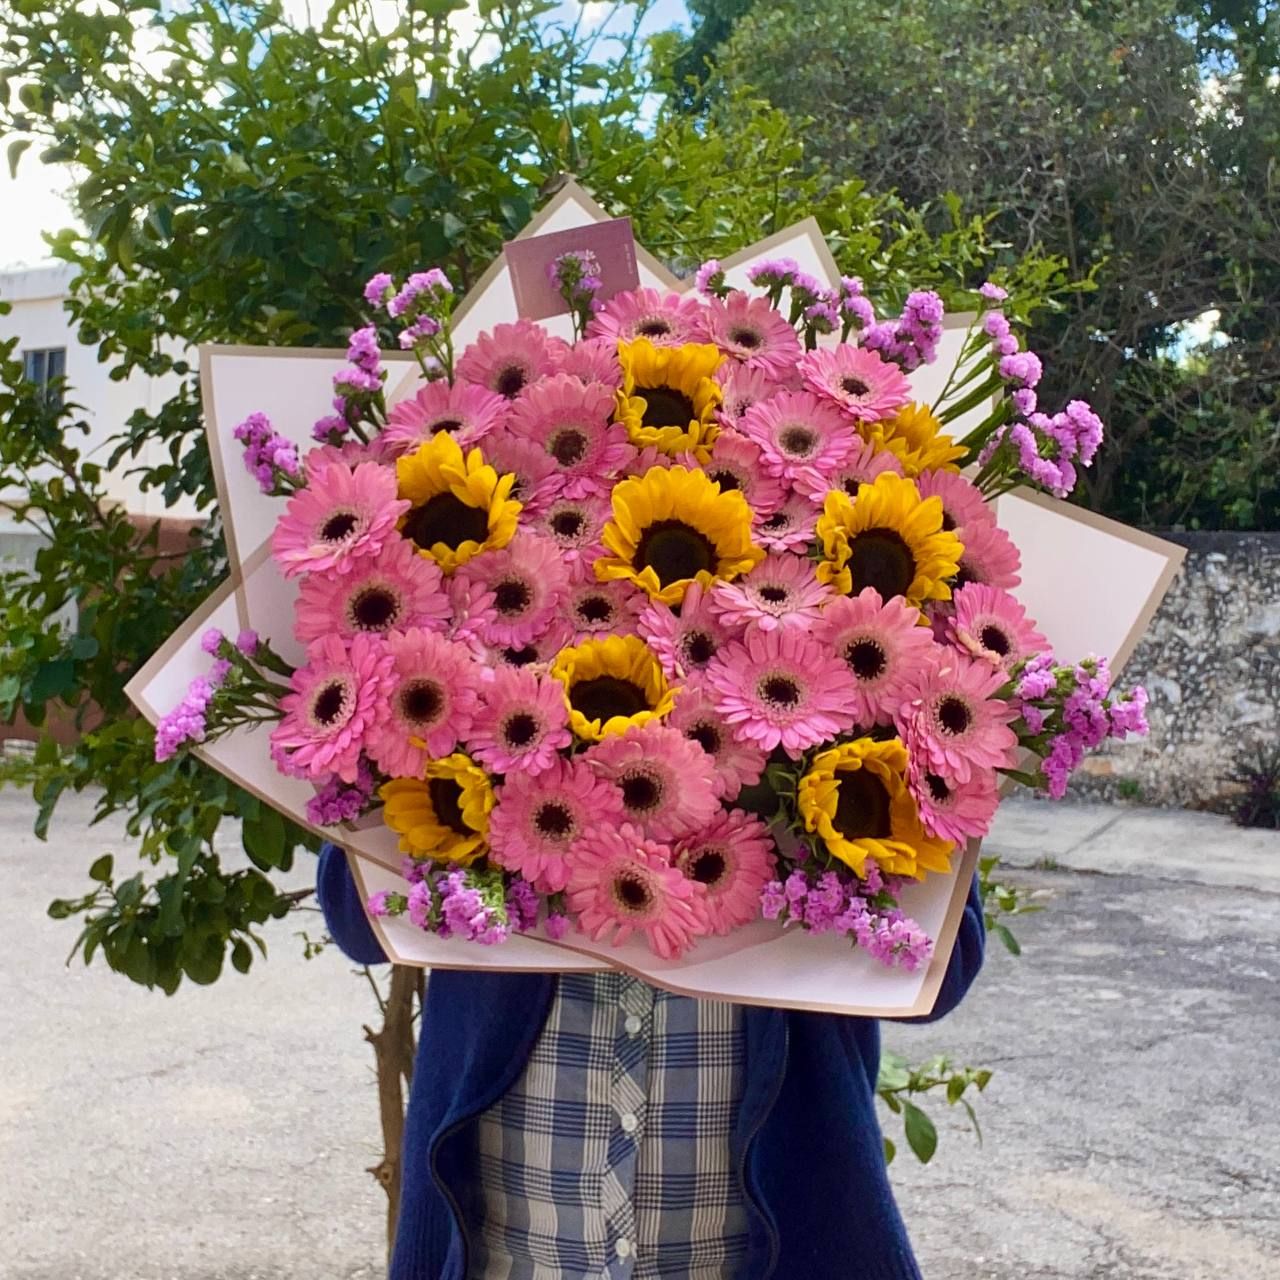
[22, 347, 67, 406]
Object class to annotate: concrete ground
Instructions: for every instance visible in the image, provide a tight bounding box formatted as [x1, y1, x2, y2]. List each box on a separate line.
[1, 787, 1278, 1280]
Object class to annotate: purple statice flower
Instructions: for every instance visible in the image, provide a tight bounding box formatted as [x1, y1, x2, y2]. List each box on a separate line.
[367, 890, 392, 917]
[306, 758, 376, 826]
[364, 272, 395, 308]
[389, 268, 453, 320]
[439, 868, 510, 945]
[983, 310, 1010, 340]
[312, 413, 349, 444]
[861, 290, 945, 371]
[407, 880, 433, 929]
[979, 281, 1009, 302]
[788, 271, 826, 307]
[545, 912, 570, 940]
[1012, 387, 1037, 416]
[747, 257, 802, 288]
[398, 315, 443, 349]
[695, 259, 727, 297]
[347, 325, 382, 375]
[548, 248, 604, 324]
[839, 277, 876, 335]
[760, 879, 787, 921]
[505, 876, 539, 933]
[804, 297, 841, 335]
[401, 856, 428, 885]
[154, 674, 218, 762]
[235, 629, 260, 658]
[799, 870, 844, 932]
[333, 363, 382, 398]
[233, 411, 301, 494]
[201, 627, 224, 656]
[998, 351, 1043, 389]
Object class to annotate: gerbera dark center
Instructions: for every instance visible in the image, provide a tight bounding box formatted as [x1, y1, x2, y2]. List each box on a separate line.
[639, 385, 696, 429]
[833, 768, 892, 840]
[925, 773, 951, 803]
[504, 645, 539, 666]
[689, 848, 727, 886]
[762, 511, 789, 531]
[710, 468, 741, 492]
[729, 326, 762, 350]
[494, 580, 532, 615]
[621, 772, 661, 811]
[320, 511, 358, 542]
[550, 429, 588, 466]
[432, 417, 463, 435]
[312, 680, 349, 726]
[941, 512, 957, 532]
[780, 427, 816, 457]
[615, 873, 653, 911]
[980, 625, 1012, 656]
[503, 712, 538, 747]
[399, 679, 442, 724]
[759, 585, 789, 604]
[578, 595, 614, 624]
[937, 695, 972, 736]
[636, 319, 672, 338]
[636, 519, 716, 586]
[843, 477, 865, 498]
[427, 777, 470, 835]
[570, 675, 650, 724]
[847, 529, 917, 600]
[403, 492, 490, 553]
[688, 722, 721, 754]
[761, 675, 801, 707]
[551, 509, 585, 538]
[535, 801, 574, 839]
[350, 585, 399, 631]
[495, 364, 527, 398]
[683, 631, 716, 666]
[841, 376, 870, 397]
[845, 638, 887, 681]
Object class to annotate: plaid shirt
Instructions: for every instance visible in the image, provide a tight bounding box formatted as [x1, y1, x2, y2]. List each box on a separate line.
[468, 972, 750, 1279]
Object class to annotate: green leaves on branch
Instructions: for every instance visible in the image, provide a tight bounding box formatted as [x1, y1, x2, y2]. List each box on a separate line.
[877, 1050, 992, 1165]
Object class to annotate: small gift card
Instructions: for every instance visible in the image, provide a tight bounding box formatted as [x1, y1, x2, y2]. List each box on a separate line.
[505, 216, 640, 321]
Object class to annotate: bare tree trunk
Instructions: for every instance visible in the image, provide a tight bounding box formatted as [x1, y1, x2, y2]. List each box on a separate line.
[363, 964, 423, 1257]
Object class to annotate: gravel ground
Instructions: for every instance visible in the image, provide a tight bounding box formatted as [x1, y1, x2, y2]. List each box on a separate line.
[1, 788, 1278, 1279]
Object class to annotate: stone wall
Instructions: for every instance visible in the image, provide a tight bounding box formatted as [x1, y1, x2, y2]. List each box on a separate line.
[1073, 531, 1280, 810]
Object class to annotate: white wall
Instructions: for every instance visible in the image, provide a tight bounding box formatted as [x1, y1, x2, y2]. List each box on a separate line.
[0, 263, 194, 525]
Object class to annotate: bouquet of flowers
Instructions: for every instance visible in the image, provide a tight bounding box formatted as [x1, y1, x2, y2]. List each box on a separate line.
[155, 247, 1149, 974]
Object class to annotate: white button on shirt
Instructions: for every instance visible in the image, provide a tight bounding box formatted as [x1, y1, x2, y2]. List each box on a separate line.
[615, 1238, 634, 1259]
[624, 1014, 643, 1036]
[619, 1111, 639, 1134]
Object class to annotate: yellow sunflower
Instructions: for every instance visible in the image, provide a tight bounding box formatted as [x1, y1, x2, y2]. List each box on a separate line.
[396, 432, 521, 573]
[864, 402, 966, 477]
[798, 738, 954, 880]
[595, 465, 764, 606]
[550, 634, 677, 741]
[815, 471, 962, 607]
[381, 753, 494, 864]
[614, 339, 723, 459]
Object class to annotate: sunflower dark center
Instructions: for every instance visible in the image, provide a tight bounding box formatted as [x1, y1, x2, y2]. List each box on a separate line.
[534, 801, 574, 839]
[503, 645, 539, 666]
[320, 511, 358, 542]
[636, 319, 672, 338]
[710, 468, 741, 492]
[832, 768, 892, 840]
[615, 873, 653, 911]
[729, 325, 762, 350]
[841, 376, 870, 396]
[683, 630, 716, 666]
[780, 426, 816, 456]
[569, 675, 649, 724]
[577, 595, 613, 624]
[636, 519, 716, 586]
[427, 777, 470, 835]
[431, 417, 464, 434]
[925, 773, 951, 803]
[639, 385, 696, 429]
[758, 585, 789, 604]
[350, 585, 399, 631]
[980, 625, 1012, 656]
[845, 638, 887, 681]
[402, 492, 489, 553]
[494, 364, 527, 398]
[399, 678, 442, 724]
[621, 772, 661, 811]
[846, 529, 916, 600]
[761, 675, 801, 707]
[550, 428, 588, 466]
[937, 695, 972, 735]
[688, 722, 721, 754]
[503, 712, 539, 747]
[312, 680, 349, 726]
[494, 580, 532, 615]
[551, 509, 586, 538]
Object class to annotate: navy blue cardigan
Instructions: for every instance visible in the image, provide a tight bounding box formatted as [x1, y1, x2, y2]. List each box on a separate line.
[316, 845, 985, 1279]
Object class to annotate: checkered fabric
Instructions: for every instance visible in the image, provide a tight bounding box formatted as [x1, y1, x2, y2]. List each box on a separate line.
[469, 972, 750, 1279]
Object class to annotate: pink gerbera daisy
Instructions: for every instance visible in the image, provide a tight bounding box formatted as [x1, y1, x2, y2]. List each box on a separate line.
[586, 287, 706, 347]
[489, 757, 625, 893]
[584, 722, 719, 841]
[364, 628, 482, 776]
[480, 432, 563, 516]
[638, 580, 733, 681]
[896, 654, 1019, 783]
[303, 440, 373, 475]
[740, 390, 854, 482]
[453, 534, 570, 647]
[508, 374, 634, 497]
[794, 435, 902, 507]
[955, 519, 1022, 589]
[552, 336, 622, 389]
[947, 582, 1048, 672]
[908, 757, 1000, 844]
[484, 616, 575, 671]
[563, 575, 644, 645]
[914, 470, 995, 535]
[667, 684, 767, 801]
[753, 494, 818, 552]
[718, 363, 788, 428]
[706, 627, 858, 758]
[673, 808, 778, 935]
[466, 664, 571, 776]
[294, 537, 450, 644]
[695, 291, 802, 378]
[455, 318, 564, 400]
[688, 429, 785, 517]
[622, 445, 677, 478]
[271, 632, 395, 783]
[529, 492, 610, 568]
[381, 380, 508, 457]
[711, 553, 830, 634]
[564, 822, 710, 959]
[815, 588, 940, 728]
[271, 460, 408, 579]
[799, 345, 911, 422]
